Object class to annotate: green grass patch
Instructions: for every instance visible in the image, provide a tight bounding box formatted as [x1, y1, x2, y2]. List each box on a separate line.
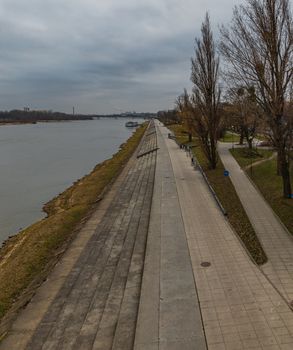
[246, 160, 293, 235]
[0, 124, 147, 322]
[220, 131, 240, 143]
[230, 148, 274, 168]
[168, 124, 267, 265]
[230, 148, 292, 234]
[255, 134, 268, 141]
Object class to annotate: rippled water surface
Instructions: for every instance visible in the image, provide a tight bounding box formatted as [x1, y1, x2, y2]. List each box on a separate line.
[0, 118, 142, 243]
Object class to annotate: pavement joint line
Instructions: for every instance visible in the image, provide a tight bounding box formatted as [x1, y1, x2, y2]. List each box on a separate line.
[159, 124, 209, 350]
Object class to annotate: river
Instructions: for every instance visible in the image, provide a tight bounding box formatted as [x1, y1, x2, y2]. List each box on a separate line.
[0, 118, 144, 244]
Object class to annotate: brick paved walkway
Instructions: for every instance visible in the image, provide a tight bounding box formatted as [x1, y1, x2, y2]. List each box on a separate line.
[134, 121, 206, 350]
[218, 142, 293, 303]
[161, 124, 293, 349]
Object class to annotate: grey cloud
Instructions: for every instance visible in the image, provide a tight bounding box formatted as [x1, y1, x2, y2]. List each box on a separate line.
[0, 0, 244, 113]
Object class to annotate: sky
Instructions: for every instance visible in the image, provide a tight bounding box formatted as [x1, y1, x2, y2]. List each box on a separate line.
[0, 0, 244, 114]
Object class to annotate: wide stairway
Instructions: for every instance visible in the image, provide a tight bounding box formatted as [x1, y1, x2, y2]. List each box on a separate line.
[26, 121, 158, 350]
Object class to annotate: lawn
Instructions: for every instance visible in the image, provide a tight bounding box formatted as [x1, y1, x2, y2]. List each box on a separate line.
[250, 161, 292, 234]
[220, 131, 240, 143]
[230, 147, 274, 168]
[167, 124, 267, 265]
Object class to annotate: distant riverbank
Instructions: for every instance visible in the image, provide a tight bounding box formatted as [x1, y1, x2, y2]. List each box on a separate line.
[0, 110, 155, 126]
[0, 121, 37, 126]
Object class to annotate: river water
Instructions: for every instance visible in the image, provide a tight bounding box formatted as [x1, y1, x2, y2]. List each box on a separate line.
[0, 118, 143, 244]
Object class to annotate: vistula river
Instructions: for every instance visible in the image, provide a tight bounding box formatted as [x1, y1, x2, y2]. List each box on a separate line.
[0, 118, 144, 245]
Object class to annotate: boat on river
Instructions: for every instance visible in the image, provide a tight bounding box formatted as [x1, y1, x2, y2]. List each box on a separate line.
[125, 121, 139, 127]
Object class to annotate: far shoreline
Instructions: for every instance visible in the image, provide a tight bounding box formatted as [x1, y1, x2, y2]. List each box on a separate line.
[0, 119, 90, 127]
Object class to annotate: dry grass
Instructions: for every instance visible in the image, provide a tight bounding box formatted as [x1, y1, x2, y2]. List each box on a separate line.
[220, 131, 240, 143]
[250, 160, 292, 234]
[0, 124, 146, 321]
[231, 152, 293, 235]
[230, 147, 274, 168]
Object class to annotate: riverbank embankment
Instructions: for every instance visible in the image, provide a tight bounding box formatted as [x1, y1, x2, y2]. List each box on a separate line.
[0, 123, 147, 336]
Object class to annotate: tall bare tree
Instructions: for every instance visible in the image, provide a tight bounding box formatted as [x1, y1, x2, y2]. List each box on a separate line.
[228, 86, 261, 149]
[220, 0, 293, 198]
[175, 89, 194, 142]
[191, 13, 222, 169]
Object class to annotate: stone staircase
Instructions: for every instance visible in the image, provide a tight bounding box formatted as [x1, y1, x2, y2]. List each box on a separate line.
[26, 121, 157, 350]
[137, 120, 158, 158]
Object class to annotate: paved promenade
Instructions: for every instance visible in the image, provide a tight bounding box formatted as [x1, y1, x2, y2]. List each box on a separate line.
[218, 142, 293, 303]
[134, 122, 206, 350]
[1, 121, 293, 349]
[160, 124, 293, 349]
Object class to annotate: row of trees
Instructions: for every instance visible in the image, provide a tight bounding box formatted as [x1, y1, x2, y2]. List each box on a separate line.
[176, 0, 293, 198]
[0, 110, 92, 122]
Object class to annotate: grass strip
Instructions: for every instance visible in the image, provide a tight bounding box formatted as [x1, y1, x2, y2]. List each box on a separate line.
[168, 124, 267, 265]
[0, 124, 147, 322]
[230, 147, 274, 168]
[231, 151, 293, 235]
[220, 131, 240, 143]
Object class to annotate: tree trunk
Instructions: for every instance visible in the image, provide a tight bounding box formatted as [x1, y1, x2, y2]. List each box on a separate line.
[277, 153, 282, 176]
[278, 149, 292, 198]
[188, 133, 192, 142]
[239, 129, 244, 145]
[209, 137, 218, 169]
[247, 138, 253, 150]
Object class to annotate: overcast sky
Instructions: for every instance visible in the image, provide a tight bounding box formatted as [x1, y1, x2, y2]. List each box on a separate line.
[0, 0, 244, 114]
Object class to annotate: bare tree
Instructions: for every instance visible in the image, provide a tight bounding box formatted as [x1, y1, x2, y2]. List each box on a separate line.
[220, 0, 293, 198]
[228, 86, 261, 149]
[191, 13, 222, 169]
[175, 89, 194, 142]
[157, 109, 179, 125]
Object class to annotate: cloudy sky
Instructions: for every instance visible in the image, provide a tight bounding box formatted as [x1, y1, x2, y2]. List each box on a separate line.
[0, 0, 244, 114]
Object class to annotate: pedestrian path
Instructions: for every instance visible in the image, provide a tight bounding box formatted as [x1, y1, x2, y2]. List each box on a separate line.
[218, 142, 293, 303]
[134, 121, 206, 350]
[161, 124, 293, 349]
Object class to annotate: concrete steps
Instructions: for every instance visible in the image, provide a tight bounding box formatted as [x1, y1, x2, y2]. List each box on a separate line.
[25, 122, 157, 350]
[137, 120, 158, 158]
[111, 156, 155, 350]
